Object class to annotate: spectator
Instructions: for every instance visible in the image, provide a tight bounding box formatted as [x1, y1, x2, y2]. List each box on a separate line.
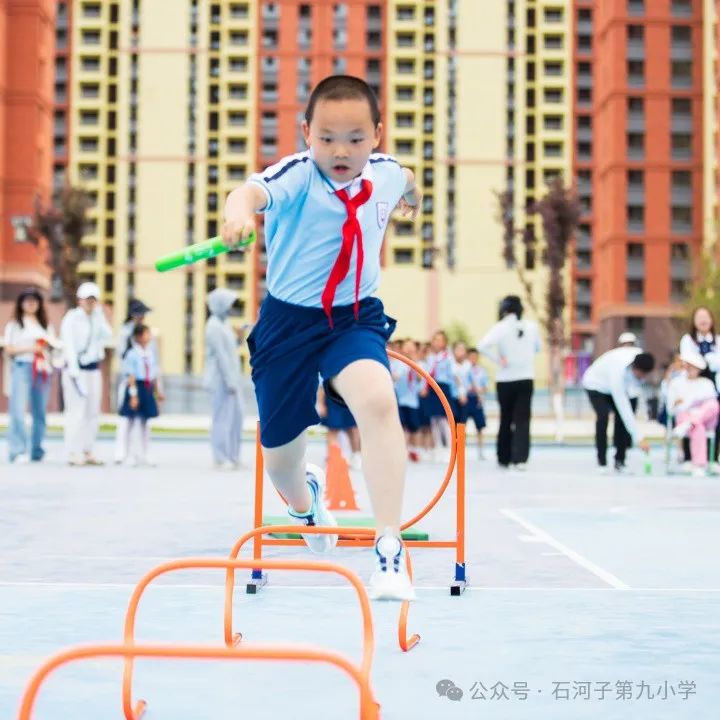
[204, 288, 244, 469]
[60, 282, 113, 466]
[3, 288, 58, 463]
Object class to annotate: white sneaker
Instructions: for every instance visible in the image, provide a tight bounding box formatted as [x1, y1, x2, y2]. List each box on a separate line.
[287, 464, 338, 554]
[369, 534, 416, 601]
[349, 452, 362, 471]
[597, 465, 611, 476]
[692, 466, 706, 478]
[68, 454, 87, 467]
[12, 453, 30, 465]
[477, 449, 486, 461]
[673, 421, 692, 439]
[513, 463, 528, 471]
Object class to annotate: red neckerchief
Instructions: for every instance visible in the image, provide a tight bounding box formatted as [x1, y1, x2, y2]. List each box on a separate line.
[31, 339, 49, 387]
[321, 179, 373, 328]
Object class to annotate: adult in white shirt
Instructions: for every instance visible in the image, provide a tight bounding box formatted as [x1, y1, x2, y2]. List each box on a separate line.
[60, 282, 113, 466]
[3, 288, 58, 463]
[582, 347, 655, 472]
[678, 306, 720, 463]
[477, 295, 541, 469]
[667, 351, 718, 476]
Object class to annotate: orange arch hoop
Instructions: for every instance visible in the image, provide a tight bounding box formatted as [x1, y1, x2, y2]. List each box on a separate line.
[119, 557, 381, 719]
[248, 349, 468, 596]
[224, 526, 419, 653]
[17, 642, 378, 720]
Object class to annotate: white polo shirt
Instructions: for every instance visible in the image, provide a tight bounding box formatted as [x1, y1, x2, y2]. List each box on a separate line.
[582, 347, 643, 441]
[247, 151, 407, 308]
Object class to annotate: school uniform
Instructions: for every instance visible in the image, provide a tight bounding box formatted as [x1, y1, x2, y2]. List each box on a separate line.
[393, 359, 421, 433]
[426, 350, 455, 418]
[60, 305, 113, 462]
[246, 150, 407, 448]
[416, 358, 433, 429]
[119, 345, 160, 419]
[477, 314, 540, 466]
[582, 347, 643, 467]
[466, 364, 489, 431]
[450, 358, 471, 424]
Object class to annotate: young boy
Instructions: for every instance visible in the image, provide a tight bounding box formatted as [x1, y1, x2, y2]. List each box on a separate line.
[221, 76, 421, 600]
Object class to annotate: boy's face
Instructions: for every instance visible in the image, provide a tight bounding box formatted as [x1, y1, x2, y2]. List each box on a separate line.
[302, 98, 381, 184]
[468, 351, 479, 365]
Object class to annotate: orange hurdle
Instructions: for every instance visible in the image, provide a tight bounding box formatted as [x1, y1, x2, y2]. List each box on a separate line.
[17, 642, 378, 720]
[119, 557, 380, 719]
[225, 526, 420, 653]
[248, 349, 468, 596]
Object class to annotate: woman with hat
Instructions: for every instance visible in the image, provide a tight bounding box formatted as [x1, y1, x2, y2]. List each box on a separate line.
[3, 288, 58, 463]
[59, 281, 113, 466]
[666, 350, 719, 477]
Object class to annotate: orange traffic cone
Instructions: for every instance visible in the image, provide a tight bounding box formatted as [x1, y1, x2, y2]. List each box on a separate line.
[324, 443, 359, 510]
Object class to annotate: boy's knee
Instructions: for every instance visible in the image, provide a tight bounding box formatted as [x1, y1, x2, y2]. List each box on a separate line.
[352, 386, 397, 421]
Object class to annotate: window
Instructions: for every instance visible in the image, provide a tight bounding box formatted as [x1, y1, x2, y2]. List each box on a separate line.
[397, 5, 415, 20]
[672, 132, 692, 157]
[544, 115, 563, 130]
[627, 169, 644, 187]
[627, 279, 645, 301]
[395, 140, 414, 154]
[543, 88, 563, 103]
[671, 60, 693, 87]
[671, 25, 692, 44]
[672, 97, 692, 115]
[80, 83, 100, 98]
[627, 205, 645, 231]
[627, 25, 644, 41]
[628, 97, 644, 114]
[230, 3, 249, 19]
[393, 249, 414, 264]
[671, 242, 690, 260]
[544, 61, 562, 76]
[577, 87, 592, 105]
[396, 113, 414, 128]
[627, 60, 645, 85]
[672, 170, 692, 189]
[627, 242, 644, 259]
[396, 59, 415, 74]
[627, 132, 645, 157]
[82, 30, 101, 45]
[544, 34, 563, 50]
[81, 56, 101, 72]
[672, 206, 692, 231]
[544, 8, 563, 22]
[82, 2, 101, 18]
[544, 142, 563, 158]
[396, 86, 414, 101]
[671, 0, 692, 16]
[628, 0, 645, 16]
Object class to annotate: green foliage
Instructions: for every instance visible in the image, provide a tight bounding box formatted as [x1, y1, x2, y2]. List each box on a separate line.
[445, 321, 473, 346]
[685, 251, 720, 320]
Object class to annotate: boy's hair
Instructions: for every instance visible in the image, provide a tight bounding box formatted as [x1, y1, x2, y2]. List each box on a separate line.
[468, 348, 479, 356]
[632, 352, 655, 373]
[305, 75, 381, 127]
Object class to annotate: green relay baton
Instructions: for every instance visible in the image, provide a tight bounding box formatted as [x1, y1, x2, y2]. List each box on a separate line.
[155, 232, 256, 272]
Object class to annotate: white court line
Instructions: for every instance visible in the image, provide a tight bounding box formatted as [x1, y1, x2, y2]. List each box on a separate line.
[0, 581, 718, 592]
[500, 508, 630, 590]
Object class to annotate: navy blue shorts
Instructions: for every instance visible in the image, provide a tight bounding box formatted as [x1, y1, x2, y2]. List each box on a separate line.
[418, 394, 432, 428]
[426, 381, 453, 418]
[466, 393, 487, 430]
[399, 405, 421, 433]
[247, 293, 396, 448]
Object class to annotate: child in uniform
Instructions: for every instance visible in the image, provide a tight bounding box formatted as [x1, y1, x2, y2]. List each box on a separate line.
[392, 338, 422, 462]
[426, 330, 454, 461]
[118, 324, 163, 465]
[222, 75, 421, 600]
[466, 348, 489, 459]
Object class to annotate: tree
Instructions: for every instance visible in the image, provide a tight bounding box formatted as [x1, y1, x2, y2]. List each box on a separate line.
[494, 177, 581, 440]
[28, 186, 91, 306]
[685, 250, 720, 320]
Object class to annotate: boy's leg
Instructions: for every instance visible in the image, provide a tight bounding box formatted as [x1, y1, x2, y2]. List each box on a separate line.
[510, 380, 533, 464]
[331, 359, 405, 538]
[496, 382, 515, 466]
[263, 432, 311, 512]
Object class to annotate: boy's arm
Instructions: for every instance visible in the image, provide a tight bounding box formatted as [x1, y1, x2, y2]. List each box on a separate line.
[222, 183, 268, 248]
[397, 167, 422, 220]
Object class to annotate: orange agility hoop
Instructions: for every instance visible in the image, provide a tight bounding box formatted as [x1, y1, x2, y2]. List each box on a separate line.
[119, 556, 378, 720]
[17, 642, 378, 720]
[247, 349, 468, 596]
[225, 526, 420, 653]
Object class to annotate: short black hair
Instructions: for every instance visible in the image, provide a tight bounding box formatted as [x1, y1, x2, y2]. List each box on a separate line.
[499, 295, 524, 320]
[132, 323, 150, 340]
[305, 75, 381, 127]
[632, 352, 655, 373]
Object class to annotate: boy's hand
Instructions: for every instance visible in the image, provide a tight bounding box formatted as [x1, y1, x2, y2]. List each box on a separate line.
[397, 184, 422, 220]
[221, 218, 255, 249]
